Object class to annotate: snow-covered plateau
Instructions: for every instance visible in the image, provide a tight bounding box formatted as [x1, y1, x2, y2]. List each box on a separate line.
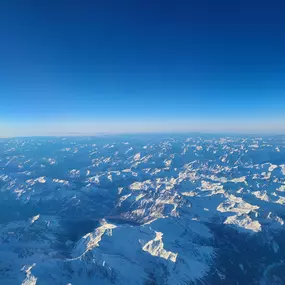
[0, 134, 285, 284]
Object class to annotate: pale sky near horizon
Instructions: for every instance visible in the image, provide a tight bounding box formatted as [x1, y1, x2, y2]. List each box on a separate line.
[1, 117, 285, 138]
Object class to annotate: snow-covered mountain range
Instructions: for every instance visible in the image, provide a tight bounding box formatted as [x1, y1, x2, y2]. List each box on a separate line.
[0, 134, 285, 284]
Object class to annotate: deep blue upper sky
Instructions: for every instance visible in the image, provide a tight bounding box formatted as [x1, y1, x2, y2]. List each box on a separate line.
[1, 0, 285, 135]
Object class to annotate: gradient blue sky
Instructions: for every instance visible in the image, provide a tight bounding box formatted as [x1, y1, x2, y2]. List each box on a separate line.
[1, 0, 285, 136]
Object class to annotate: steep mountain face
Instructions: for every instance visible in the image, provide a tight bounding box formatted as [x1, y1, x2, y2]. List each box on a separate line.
[0, 134, 285, 284]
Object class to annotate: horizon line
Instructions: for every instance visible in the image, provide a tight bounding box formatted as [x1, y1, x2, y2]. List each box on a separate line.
[1, 130, 285, 139]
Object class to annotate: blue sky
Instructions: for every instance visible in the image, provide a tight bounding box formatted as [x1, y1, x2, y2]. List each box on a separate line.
[1, 0, 285, 136]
